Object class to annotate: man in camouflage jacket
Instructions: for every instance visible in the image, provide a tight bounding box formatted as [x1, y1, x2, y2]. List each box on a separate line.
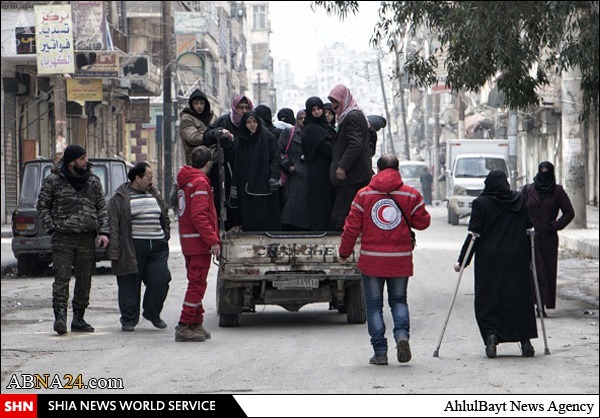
[37, 145, 110, 335]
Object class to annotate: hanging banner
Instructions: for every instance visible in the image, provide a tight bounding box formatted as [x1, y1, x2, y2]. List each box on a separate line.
[72, 1, 107, 51]
[35, 4, 75, 74]
[66, 78, 103, 101]
[74, 51, 119, 78]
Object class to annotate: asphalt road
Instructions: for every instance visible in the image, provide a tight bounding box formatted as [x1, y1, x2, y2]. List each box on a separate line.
[1, 206, 598, 396]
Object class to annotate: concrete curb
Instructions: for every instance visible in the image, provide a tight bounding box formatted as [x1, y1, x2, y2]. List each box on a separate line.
[560, 231, 599, 259]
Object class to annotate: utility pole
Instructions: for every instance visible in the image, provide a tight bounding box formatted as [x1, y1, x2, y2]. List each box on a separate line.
[52, 75, 68, 153]
[507, 110, 518, 190]
[377, 58, 395, 156]
[161, 1, 173, 197]
[561, 66, 586, 228]
[256, 72, 262, 105]
[433, 93, 441, 200]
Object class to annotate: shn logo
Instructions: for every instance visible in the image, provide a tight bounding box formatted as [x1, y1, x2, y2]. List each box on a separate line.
[4, 401, 33, 412]
[0, 394, 37, 417]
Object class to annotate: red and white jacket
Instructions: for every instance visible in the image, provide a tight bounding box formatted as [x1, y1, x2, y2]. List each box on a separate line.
[176, 165, 220, 256]
[339, 168, 431, 277]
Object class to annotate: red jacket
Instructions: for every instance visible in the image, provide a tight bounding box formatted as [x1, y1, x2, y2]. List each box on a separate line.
[339, 168, 431, 277]
[177, 165, 220, 255]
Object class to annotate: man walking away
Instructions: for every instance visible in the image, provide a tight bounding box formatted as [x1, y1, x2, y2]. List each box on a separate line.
[37, 144, 110, 335]
[339, 154, 431, 365]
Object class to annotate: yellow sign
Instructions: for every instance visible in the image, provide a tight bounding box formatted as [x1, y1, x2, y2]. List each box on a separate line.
[66, 78, 102, 101]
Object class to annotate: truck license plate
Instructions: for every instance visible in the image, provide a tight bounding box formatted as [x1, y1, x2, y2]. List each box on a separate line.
[272, 278, 319, 289]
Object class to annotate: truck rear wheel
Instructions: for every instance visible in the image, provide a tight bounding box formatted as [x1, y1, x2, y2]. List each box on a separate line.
[345, 282, 366, 324]
[219, 314, 239, 327]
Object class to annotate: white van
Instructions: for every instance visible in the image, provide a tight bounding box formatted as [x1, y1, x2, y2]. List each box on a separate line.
[399, 160, 428, 194]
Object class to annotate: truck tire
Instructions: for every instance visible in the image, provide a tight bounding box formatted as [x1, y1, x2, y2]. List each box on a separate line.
[448, 206, 459, 225]
[345, 282, 366, 324]
[219, 314, 239, 327]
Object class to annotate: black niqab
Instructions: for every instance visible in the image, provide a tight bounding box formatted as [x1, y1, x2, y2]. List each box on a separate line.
[533, 161, 556, 200]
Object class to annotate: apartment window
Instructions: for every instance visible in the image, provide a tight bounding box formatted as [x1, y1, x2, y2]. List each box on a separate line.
[253, 5, 267, 30]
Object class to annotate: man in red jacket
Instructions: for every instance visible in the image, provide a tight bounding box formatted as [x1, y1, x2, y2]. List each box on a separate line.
[339, 154, 431, 365]
[175, 146, 221, 342]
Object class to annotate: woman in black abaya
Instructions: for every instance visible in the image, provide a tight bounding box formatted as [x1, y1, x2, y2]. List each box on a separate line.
[455, 171, 538, 358]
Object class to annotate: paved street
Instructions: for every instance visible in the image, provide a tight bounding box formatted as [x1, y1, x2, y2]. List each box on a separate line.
[1, 206, 598, 396]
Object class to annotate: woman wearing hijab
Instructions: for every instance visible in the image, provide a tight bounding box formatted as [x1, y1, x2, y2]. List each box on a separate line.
[203, 95, 254, 229]
[231, 111, 282, 231]
[455, 171, 538, 358]
[301, 97, 336, 231]
[521, 162, 574, 317]
[323, 102, 337, 130]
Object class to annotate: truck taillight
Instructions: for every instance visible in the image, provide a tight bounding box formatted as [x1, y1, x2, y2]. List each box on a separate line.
[14, 216, 36, 231]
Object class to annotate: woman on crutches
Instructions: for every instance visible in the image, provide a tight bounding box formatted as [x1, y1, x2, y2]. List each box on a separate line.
[454, 171, 538, 358]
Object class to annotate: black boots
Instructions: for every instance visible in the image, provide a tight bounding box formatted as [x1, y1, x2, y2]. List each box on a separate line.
[71, 309, 94, 332]
[53, 308, 68, 335]
[485, 334, 498, 358]
[521, 340, 535, 357]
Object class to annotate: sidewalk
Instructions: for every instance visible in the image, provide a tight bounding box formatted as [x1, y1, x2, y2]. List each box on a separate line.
[2, 205, 599, 259]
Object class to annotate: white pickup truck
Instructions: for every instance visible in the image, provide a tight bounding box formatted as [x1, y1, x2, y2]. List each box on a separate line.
[216, 231, 365, 327]
[445, 139, 510, 225]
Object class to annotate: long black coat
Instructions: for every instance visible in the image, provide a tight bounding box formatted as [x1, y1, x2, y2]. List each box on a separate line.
[233, 112, 281, 232]
[301, 119, 335, 231]
[458, 191, 538, 344]
[521, 184, 574, 308]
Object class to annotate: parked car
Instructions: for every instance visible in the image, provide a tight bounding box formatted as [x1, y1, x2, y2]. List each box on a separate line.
[399, 160, 428, 195]
[11, 157, 129, 276]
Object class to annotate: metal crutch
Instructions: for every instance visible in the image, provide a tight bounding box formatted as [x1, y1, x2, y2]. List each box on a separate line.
[433, 231, 479, 357]
[527, 228, 551, 355]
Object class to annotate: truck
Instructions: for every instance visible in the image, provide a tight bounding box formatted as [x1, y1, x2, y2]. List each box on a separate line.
[216, 230, 366, 327]
[444, 139, 510, 225]
[11, 157, 129, 276]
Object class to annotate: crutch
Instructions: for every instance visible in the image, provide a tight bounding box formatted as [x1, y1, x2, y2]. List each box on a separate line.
[527, 228, 551, 355]
[433, 231, 479, 357]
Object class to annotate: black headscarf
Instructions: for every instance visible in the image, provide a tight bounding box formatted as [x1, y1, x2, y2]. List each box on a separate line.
[480, 170, 521, 210]
[533, 161, 556, 199]
[277, 108, 296, 126]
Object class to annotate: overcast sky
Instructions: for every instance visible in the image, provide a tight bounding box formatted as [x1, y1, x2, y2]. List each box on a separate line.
[269, 1, 381, 83]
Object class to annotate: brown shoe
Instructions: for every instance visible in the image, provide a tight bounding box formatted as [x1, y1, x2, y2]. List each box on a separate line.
[191, 323, 211, 340]
[396, 338, 412, 363]
[175, 325, 206, 342]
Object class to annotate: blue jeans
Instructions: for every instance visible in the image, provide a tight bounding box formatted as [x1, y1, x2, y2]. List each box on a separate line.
[362, 274, 410, 355]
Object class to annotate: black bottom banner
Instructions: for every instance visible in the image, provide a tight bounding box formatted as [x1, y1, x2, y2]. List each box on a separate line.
[0, 394, 247, 418]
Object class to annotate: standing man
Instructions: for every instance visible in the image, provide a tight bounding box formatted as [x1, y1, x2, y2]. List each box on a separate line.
[339, 154, 431, 365]
[38, 144, 110, 335]
[180, 89, 215, 165]
[107, 162, 171, 332]
[420, 167, 433, 206]
[175, 146, 220, 342]
[327, 84, 374, 231]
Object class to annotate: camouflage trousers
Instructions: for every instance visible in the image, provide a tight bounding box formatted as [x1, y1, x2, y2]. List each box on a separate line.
[51, 231, 96, 310]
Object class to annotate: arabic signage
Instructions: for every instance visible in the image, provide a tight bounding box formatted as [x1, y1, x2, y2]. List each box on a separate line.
[66, 78, 103, 101]
[74, 51, 119, 78]
[174, 12, 208, 34]
[16, 27, 36, 55]
[72, 1, 107, 51]
[35, 4, 75, 74]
